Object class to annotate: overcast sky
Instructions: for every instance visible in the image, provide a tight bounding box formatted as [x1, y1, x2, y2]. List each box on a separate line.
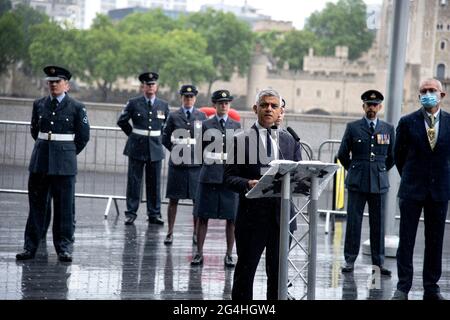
[86, 0, 383, 29]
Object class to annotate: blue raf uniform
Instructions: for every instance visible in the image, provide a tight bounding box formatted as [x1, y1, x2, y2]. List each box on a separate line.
[194, 90, 241, 220]
[337, 89, 395, 273]
[162, 85, 207, 200]
[18, 65, 90, 262]
[117, 72, 169, 225]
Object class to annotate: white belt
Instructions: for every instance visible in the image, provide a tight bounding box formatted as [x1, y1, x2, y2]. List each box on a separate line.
[38, 132, 75, 141]
[171, 137, 196, 145]
[132, 128, 161, 137]
[205, 151, 227, 161]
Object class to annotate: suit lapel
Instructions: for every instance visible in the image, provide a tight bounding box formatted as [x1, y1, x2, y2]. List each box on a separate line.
[435, 110, 448, 150]
[359, 118, 371, 135]
[56, 94, 69, 112]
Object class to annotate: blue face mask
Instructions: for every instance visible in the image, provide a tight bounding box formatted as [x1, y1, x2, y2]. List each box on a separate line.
[420, 93, 440, 109]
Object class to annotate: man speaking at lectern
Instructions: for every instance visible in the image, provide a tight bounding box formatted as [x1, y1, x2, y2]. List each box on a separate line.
[224, 88, 301, 300]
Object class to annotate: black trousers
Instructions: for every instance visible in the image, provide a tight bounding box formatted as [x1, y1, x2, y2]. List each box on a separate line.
[344, 191, 385, 266]
[397, 196, 448, 294]
[24, 173, 75, 254]
[232, 213, 280, 300]
[125, 158, 162, 218]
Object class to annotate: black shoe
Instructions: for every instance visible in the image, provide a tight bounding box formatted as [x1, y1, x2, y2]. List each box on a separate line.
[147, 216, 164, 225]
[164, 234, 173, 245]
[379, 266, 392, 277]
[191, 253, 203, 266]
[224, 254, 235, 268]
[16, 250, 35, 261]
[391, 290, 408, 300]
[341, 262, 354, 273]
[58, 252, 72, 262]
[124, 216, 136, 225]
[423, 292, 446, 300]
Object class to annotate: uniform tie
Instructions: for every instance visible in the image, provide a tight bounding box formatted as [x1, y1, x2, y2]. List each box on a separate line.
[369, 121, 375, 135]
[186, 110, 191, 120]
[266, 128, 272, 158]
[219, 118, 225, 130]
[148, 99, 153, 109]
[427, 115, 436, 150]
[51, 98, 58, 109]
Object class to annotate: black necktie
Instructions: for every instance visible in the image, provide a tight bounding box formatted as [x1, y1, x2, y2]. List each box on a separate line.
[219, 119, 225, 130]
[51, 98, 58, 109]
[370, 122, 375, 134]
[148, 100, 152, 109]
[186, 110, 191, 120]
[266, 128, 272, 158]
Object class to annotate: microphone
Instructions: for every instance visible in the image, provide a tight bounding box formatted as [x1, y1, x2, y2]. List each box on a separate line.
[287, 126, 300, 142]
[287, 126, 312, 160]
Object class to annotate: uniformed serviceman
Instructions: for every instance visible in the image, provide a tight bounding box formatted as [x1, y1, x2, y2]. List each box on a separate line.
[16, 65, 90, 262]
[191, 90, 241, 267]
[337, 89, 395, 276]
[162, 84, 207, 245]
[117, 72, 169, 226]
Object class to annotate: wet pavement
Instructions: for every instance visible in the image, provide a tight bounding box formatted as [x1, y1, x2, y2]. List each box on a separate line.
[1, 174, 450, 300]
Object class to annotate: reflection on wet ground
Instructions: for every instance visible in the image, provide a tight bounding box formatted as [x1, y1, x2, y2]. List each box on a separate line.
[0, 192, 449, 300]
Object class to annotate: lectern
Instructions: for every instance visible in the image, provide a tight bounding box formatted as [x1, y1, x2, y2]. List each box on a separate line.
[246, 160, 340, 300]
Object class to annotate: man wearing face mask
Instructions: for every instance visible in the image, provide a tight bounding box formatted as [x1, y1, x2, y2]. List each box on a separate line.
[338, 90, 395, 277]
[392, 79, 449, 300]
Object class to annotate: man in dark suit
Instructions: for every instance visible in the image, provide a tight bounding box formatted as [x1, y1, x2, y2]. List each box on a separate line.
[16, 65, 90, 262]
[392, 79, 449, 300]
[191, 90, 241, 267]
[162, 84, 207, 245]
[224, 88, 301, 300]
[337, 89, 394, 276]
[117, 72, 170, 226]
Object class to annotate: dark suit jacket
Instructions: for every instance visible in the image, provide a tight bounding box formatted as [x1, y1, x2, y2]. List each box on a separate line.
[338, 118, 395, 194]
[117, 96, 170, 162]
[162, 107, 207, 167]
[224, 124, 301, 229]
[28, 94, 90, 175]
[394, 108, 450, 201]
[199, 116, 241, 184]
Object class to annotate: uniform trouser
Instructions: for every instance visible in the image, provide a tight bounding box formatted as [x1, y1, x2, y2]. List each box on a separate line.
[125, 158, 161, 218]
[396, 197, 448, 294]
[24, 173, 76, 254]
[344, 190, 385, 266]
[232, 216, 280, 300]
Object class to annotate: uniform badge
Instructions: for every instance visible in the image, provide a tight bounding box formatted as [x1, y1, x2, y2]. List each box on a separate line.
[376, 134, 390, 145]
[187, 87, 192, 92]
[83, 116, 89, 124]
[157, 110, 166, 119]
[194, 120, 202, 129]
[222, 92, 227, 97]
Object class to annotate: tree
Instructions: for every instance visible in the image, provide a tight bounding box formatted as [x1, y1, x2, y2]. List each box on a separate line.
[0, 12, 23, 74]
[185, 9, 254, 97]
[0, 0, 11, 16]
[273, 30, 321, 71]
[305, 0, 374, 60]
[117, 9, 181, 35]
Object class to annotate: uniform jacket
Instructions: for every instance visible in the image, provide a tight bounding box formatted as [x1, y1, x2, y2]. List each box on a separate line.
[28, 94, 90, 175]
[224, 124, 302, 228]
[199, 116, 241, 184]
[394, 108, 450, 201]
[162, 107, 207, 167]
[338, 118, 395, 194]
[117, 96, 170, 162]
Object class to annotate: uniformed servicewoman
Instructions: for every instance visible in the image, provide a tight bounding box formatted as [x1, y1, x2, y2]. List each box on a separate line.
[337, 89, 395, 276]
[16, 65, 90, 262]
[162, 84, 207, 245]
[191, 90, 241, 267]
[117, 72, 169, 226]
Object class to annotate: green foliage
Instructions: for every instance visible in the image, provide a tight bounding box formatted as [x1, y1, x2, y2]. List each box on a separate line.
[0, 12, 23, 73]
[0, 0, 11, 16]
[305, 0, 374, 60]
[185, 9, 254, 93]
[117, 9, 181, 35]
[273, 30, 321, 71]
